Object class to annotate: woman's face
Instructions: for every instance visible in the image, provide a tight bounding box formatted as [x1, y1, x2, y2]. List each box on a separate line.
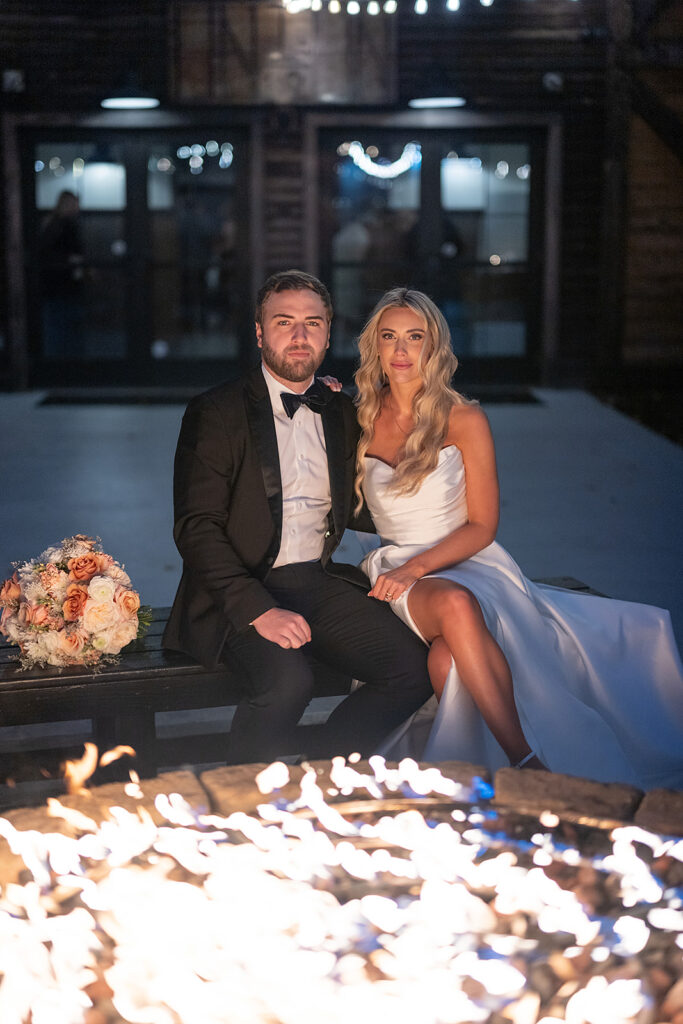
[376, 306, 428, 387]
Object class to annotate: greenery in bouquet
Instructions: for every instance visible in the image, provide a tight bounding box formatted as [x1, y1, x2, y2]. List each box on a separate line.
[0, 534, 152, 669]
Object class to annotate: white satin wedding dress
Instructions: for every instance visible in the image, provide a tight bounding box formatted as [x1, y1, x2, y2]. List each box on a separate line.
[360, 445, 683, 789]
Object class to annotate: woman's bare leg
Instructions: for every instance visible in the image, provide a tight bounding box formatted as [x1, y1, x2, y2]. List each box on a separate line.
[427, 637, 452, 701]
[409, 578, 545, 768]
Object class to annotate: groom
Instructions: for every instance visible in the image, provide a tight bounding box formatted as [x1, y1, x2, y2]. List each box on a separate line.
[163, 269, 432, 764]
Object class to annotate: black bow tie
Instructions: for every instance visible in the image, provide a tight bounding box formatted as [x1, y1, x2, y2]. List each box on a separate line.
[281, 381, 329, 419]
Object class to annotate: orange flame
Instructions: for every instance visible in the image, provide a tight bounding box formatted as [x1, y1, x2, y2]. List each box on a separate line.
[99, 745, 136, 767]
[63, 742, 99, 795]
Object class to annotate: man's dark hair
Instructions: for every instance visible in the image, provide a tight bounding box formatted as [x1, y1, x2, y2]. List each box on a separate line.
[255, 269, 333, 325]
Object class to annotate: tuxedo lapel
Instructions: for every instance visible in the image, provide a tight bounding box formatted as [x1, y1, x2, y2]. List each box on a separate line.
[321, 394, 347, 540]
[244, 368, 283, 543]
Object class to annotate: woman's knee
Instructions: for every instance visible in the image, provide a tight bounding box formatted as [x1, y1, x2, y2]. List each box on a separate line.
[435, 585, 482, 633]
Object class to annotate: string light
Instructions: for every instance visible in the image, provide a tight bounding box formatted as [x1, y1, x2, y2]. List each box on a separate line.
[346, 140, 422, 178]
[279, 0, 479, 12]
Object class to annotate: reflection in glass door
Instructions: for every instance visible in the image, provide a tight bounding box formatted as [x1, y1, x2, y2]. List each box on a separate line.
[29, 130, 250, 384]
[146, 139, 242, 362]
[34, 140, 129, 363]
[319, 130, 542, 380]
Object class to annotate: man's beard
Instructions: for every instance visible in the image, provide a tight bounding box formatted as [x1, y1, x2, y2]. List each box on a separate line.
[260, 337, 323, 383]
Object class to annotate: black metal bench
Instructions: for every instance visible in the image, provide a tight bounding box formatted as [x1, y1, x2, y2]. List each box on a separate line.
[0, 578, 598, 789]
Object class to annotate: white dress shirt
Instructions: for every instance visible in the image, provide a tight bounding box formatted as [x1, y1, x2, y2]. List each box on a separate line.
[262, 364, 332, 568]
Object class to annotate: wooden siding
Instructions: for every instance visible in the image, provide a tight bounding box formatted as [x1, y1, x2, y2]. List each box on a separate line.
[624, 114, 683, 363]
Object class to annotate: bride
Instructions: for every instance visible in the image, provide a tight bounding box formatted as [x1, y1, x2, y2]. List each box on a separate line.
[353, 287, 683, 789]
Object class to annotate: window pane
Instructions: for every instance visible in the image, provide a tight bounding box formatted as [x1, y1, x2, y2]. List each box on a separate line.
[329, 139, 421, 355]
[147, 140, 240, 360]
[34, 142, 127, 360]
[35, 143, 126, 211]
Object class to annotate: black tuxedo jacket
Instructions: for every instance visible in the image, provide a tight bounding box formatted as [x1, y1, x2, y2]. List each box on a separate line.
[163, 366, 374, 668]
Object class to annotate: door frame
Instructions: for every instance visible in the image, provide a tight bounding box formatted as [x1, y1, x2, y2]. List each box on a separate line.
[304, 109, 563, 386]
[1, 108, 264, 390]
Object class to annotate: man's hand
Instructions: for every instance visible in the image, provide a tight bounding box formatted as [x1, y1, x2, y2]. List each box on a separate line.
[250, 608, 312, 649]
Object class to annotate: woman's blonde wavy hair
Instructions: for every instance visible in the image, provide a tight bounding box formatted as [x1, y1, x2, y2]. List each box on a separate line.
[354, 287, 471, 512]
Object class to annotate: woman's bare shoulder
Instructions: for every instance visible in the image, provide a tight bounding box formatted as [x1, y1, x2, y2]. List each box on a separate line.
[446, 401, 492, 445]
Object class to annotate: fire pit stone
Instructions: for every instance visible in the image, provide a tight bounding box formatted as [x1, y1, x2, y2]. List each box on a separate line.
[493, 766, 645, 828]
[635, 789, 683, 838]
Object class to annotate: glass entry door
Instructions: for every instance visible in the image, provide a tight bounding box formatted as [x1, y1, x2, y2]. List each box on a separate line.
[27, 129, 251, 386]
[319, 128, 544, 383]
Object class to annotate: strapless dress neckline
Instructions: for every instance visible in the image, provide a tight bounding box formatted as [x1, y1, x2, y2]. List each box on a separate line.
[364, 444, 460, 472]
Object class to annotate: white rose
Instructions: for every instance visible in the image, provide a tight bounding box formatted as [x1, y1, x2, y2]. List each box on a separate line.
[88, 575, 117, 603]
[97, 620, 137, 655]
[30, 631, 64, 666]
[82, 599, 118, 634]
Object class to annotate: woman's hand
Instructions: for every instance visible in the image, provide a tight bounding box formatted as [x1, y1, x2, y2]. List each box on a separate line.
[368, 564, 422, 603]
[319, 374, 342, 392]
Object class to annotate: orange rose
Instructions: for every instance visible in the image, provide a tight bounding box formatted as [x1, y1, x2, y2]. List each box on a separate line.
[68, 554, 100, 582]
[114, 587, 140, 619]
[0, 573, 21, 605]
[62, 583, 88, 621]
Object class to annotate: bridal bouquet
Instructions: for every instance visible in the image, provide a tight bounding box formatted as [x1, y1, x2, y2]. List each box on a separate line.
[0, 535, 150, 669]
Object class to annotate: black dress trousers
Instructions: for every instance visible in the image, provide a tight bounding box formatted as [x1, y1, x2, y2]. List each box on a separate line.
[224, 560, 432, 764]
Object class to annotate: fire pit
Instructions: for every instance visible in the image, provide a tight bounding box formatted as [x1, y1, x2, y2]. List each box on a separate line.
[0, 756, 682, 1024]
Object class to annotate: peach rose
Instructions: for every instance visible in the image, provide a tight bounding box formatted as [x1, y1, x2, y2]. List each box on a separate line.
[82, 599, 118, 634]
[115, 586, 140, 620]
[97, 553, 114, 572]
[63, 584, 88, 622]
[58, 629, 87, 658]
[68, 554, 100, 583]
[0, 606, 15, 637]
[25, 603, 50, 627]
[0, 573, 21, 605]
